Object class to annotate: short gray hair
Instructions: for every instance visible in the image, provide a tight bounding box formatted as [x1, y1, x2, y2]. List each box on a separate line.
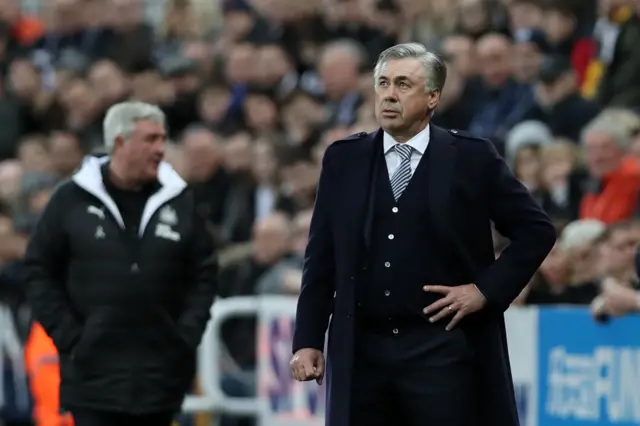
[581, 113, 633, 150]
[103, 101, 165, 151]
[373, 43, 447, 92]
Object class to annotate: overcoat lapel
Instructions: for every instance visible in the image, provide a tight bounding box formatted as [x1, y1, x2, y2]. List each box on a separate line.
[426, 125, 457, 237]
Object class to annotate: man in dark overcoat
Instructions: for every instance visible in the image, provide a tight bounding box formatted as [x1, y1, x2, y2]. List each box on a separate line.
[290, 43, 556, 426]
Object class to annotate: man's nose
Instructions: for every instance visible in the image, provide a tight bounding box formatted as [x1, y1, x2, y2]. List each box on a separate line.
[154, 140, 166, 153]
[384, 92, 398, 103]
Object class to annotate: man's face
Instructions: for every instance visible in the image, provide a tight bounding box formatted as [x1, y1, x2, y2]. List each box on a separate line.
[508, 2, 543, 30]
[600, 227, 640, 275]
[182, 130, 220, 182]
[442, 36, 475, 77]
[543, 10, 574, 44]
[89, 61, 128, 104]
[477, 38, 513, 88]
[117, 119, 166, 182]
[259, 45, 289, 83]
[583, 131, 624, 178]
[319, 50, 358, 100]
[49, 132, 83, 176]
[374, 58, 438, 137]
[252, 217, 289, 265]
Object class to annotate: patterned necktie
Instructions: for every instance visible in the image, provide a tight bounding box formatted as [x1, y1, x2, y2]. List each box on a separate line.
[390, 144, 413, 201]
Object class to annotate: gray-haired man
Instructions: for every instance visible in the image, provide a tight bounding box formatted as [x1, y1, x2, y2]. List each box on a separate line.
[25, 101, 218, 426]
[290, 43, 555, 426]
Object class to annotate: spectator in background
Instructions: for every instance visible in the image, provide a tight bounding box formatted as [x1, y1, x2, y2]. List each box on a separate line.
[219, 212, 292, 369]
[33, 0, 108, 61]
[594, 0, 640, 107]
[541, 0, 596, 87]
[48, 130, 85, 178]
[580, 110, 640, 223]
[512, 29, 548, 84]
[562, 219, 607, 286]
[280, 90, 325, 148]
[396, 0, 457, 45]
[456, 0, 498, 39]
[0, 0, 44, 47]
[524, 219, 605, 304]
[526, 55, 601, 141]
[590, 219, 640, 316]
[440, 33, 476, 78]
[506, 0, 545, 33]
[538, 141, 585, 224]
[504, 120, 553, 192]
[180, 125, 231, 244]
[101, 0, 155, 73]
[582, 0, 635, 102]
[594, 219, 640, 286]
[468, 33, 534, 140]
[316, 39, 366, 126]
[16, 135, 50, 173]
[257, 209, 312, 295]
[87, 60, 130, 111]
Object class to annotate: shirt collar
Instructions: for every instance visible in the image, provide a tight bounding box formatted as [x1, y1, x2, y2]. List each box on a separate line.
[383, 124, 430, 155]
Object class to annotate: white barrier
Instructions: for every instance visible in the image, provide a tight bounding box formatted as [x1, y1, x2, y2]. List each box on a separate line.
[7, 297, 635, 425]
[183, 296, 263, 415]
[183, 296, 324, 426]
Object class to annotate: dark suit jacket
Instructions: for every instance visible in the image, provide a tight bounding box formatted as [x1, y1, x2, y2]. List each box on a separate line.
[293, 125, 556, 426]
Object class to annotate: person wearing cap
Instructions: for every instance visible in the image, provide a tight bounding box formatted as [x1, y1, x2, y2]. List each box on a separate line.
[525, 54, 601, 142]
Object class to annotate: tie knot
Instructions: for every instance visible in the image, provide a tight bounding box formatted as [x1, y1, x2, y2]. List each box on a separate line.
[395, 144, 413, 160]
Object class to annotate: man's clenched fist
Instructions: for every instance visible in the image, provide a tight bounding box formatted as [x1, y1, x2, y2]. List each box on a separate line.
[290, 348, 325, 385]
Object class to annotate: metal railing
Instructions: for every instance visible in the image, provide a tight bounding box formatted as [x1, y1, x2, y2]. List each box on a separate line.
[182, 296, 263, 415]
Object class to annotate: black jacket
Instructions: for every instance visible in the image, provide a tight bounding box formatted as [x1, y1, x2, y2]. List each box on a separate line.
[24, 156, 218, 413]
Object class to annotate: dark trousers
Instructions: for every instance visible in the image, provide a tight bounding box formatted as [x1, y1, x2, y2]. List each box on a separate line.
[69, 407, 175, 426]
[350, 328, 476, 426]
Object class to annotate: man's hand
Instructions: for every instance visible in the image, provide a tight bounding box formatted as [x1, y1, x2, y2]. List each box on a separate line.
[290, 348, 325, 385]
[591, 278, 640, 318]
[423, 284, 487, 331]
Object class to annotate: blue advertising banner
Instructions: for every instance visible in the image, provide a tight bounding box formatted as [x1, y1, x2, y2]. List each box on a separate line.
[537, 308, 640, 426]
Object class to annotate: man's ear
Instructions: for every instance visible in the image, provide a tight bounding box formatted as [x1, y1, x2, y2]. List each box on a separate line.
[114, 135, 126, 151]
[428, 90, 441, 110]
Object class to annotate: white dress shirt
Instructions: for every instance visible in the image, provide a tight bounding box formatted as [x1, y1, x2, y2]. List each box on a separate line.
[383, 124, 430, 179]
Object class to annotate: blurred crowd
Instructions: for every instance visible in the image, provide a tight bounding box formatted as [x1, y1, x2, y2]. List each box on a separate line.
[0, 0, 639, 424]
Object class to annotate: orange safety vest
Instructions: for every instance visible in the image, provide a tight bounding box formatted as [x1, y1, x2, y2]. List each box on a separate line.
[24, 323, 74, 426]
